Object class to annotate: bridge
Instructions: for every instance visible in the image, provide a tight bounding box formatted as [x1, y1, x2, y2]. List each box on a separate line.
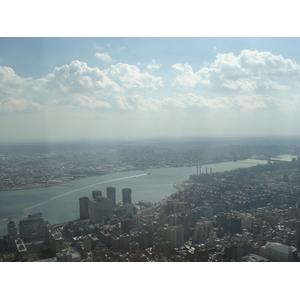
[248, 157, 288, 163]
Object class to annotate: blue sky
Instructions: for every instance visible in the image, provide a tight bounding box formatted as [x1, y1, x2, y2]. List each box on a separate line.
[1, 37, 300, 142]
[1, 0, 298, 292]
[2, 37, 300, 79]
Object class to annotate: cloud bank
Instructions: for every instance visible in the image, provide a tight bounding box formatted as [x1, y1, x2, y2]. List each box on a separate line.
[173, 50, 300, 94]
[1, 49, 300, 141]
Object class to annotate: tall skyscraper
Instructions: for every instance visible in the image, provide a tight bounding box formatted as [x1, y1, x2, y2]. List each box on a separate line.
[119, 233, 130, 252]
[92, 190, 102, 199]
[79, 196, 89, 220]
[166, 225, 184, 249]
[231, 215, 243, 234]
[88, 196, 113, 224]
[7, 217, 18, 240]
[122, 188, 132, 204]
[56, 249, 72, 262]
[121, 218, 131, 234]
[295, 221, 300, 247]
[106, 187, 116, 207]
[19, 213, 46, 243]
[15, 238, 28, 261]
[139, 230, 150, 249]
[47, 227, 63, 256]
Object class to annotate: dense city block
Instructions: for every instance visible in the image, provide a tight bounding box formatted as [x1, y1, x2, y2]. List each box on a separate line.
[1, 138, 300, 262]
[1, 137, 299, 191]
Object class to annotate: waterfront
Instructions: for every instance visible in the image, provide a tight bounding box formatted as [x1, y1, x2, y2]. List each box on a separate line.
[1, 157, 294, 236]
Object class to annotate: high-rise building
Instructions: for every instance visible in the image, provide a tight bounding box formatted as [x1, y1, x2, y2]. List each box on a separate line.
[295, 221, 300, 247]
[143, 222, 154, 246]
[157, 227, 167, 240]
[231, 215, 243, 234]
[129, 241, 139, 254]
[47, 227, 63, 256]
[111, 237, 121, 252]
[106, 187, 116, 207]
[130, 232, 140, 244]
[122, 188, 132, 204]
[166, 225, 184, 249]
[79, 196, 89, 220]
[253, 222, 262, 240]
[194, 246, 209, 262]
[224, 241, 242, 261]
[98, 229, 112, 248]
[173, 201, 186, 213]
[124, 203, 135, 217]
[92, 190, 102, 199]
[84, 234, 100, 252]
[216, 212, 228, 231]
[57, 249, 72, 262]
[7, 217, 18, 240]
[120, 233, 130, 252]
[167, 214, 178, 226]
[121, 218, 131, 234]
[24, 240, 44, 258]
[158, 211, 167, 226]
[139, 230, 150, 249]
[178, 213, 190, 240]
[89, 196, 113, 224]
[153, 238, 171, 258]
[189, 208, 201, 228]
[15, 238, 28, 261]
[19, 213, 46, 243]
[193, 219, 213, 243]
[259, 242, 296, 262]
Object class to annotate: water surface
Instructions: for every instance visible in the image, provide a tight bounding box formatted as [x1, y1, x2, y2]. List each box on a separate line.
[1, 157, 292, 236]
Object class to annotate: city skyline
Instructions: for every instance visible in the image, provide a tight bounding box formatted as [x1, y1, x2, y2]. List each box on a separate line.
[1, 37, 300, 143]
[2, 1, 298, 296]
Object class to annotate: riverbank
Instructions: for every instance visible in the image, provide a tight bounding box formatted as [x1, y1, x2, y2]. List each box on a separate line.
[0, 159, 228, 192]
[0, 158, 273, 236]
[173, 180, 193, 192]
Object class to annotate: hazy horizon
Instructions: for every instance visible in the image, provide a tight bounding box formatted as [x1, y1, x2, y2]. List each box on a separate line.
[1, 37, 300, 143]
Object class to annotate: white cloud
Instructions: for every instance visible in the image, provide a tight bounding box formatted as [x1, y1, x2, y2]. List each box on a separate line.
[68, 94, 112, 109]
[173, 63, 210, 88]
[147, 59, 161, 70]
[42, 60, 164, 109]
[104, 63, 163, 92]
[93, 43, 103, 50]
[95, 52, 114, 62]
[113, 92, 290, 114]
[238, 50, 300, 76]
[2, 47, 300, 142]
[0, 61, 163, 112]
[0, 97, 42, 112]
[221, 78, 288, 93]
[1, 53, 299, 118]
[0, 66, 32, 97]
[173, 49, 300, 93]
[42, 60, 119, 102]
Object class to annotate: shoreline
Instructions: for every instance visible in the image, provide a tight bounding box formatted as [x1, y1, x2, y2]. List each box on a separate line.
[0, 160, 224, 192]
[1, 154, 284, 193]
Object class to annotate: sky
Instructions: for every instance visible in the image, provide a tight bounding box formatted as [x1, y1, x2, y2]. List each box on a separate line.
[1, 36, 300, 143]
[1, 1, 298, 294]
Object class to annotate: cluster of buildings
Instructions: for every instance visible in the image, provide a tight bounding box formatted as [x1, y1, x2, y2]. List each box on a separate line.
[0, 138, 255, 191]
[1, 154, 300, 262]
[3, 213, 67, 261]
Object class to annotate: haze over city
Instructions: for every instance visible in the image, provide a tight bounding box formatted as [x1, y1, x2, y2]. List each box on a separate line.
[1, 37, 300, 143]
[1, 2, 300, 298]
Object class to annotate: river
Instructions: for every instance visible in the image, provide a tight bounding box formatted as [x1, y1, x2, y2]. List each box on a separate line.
[0, 155, 295, 236]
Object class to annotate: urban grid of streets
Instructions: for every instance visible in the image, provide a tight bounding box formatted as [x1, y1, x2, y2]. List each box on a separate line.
[1, 137, 300, 262]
